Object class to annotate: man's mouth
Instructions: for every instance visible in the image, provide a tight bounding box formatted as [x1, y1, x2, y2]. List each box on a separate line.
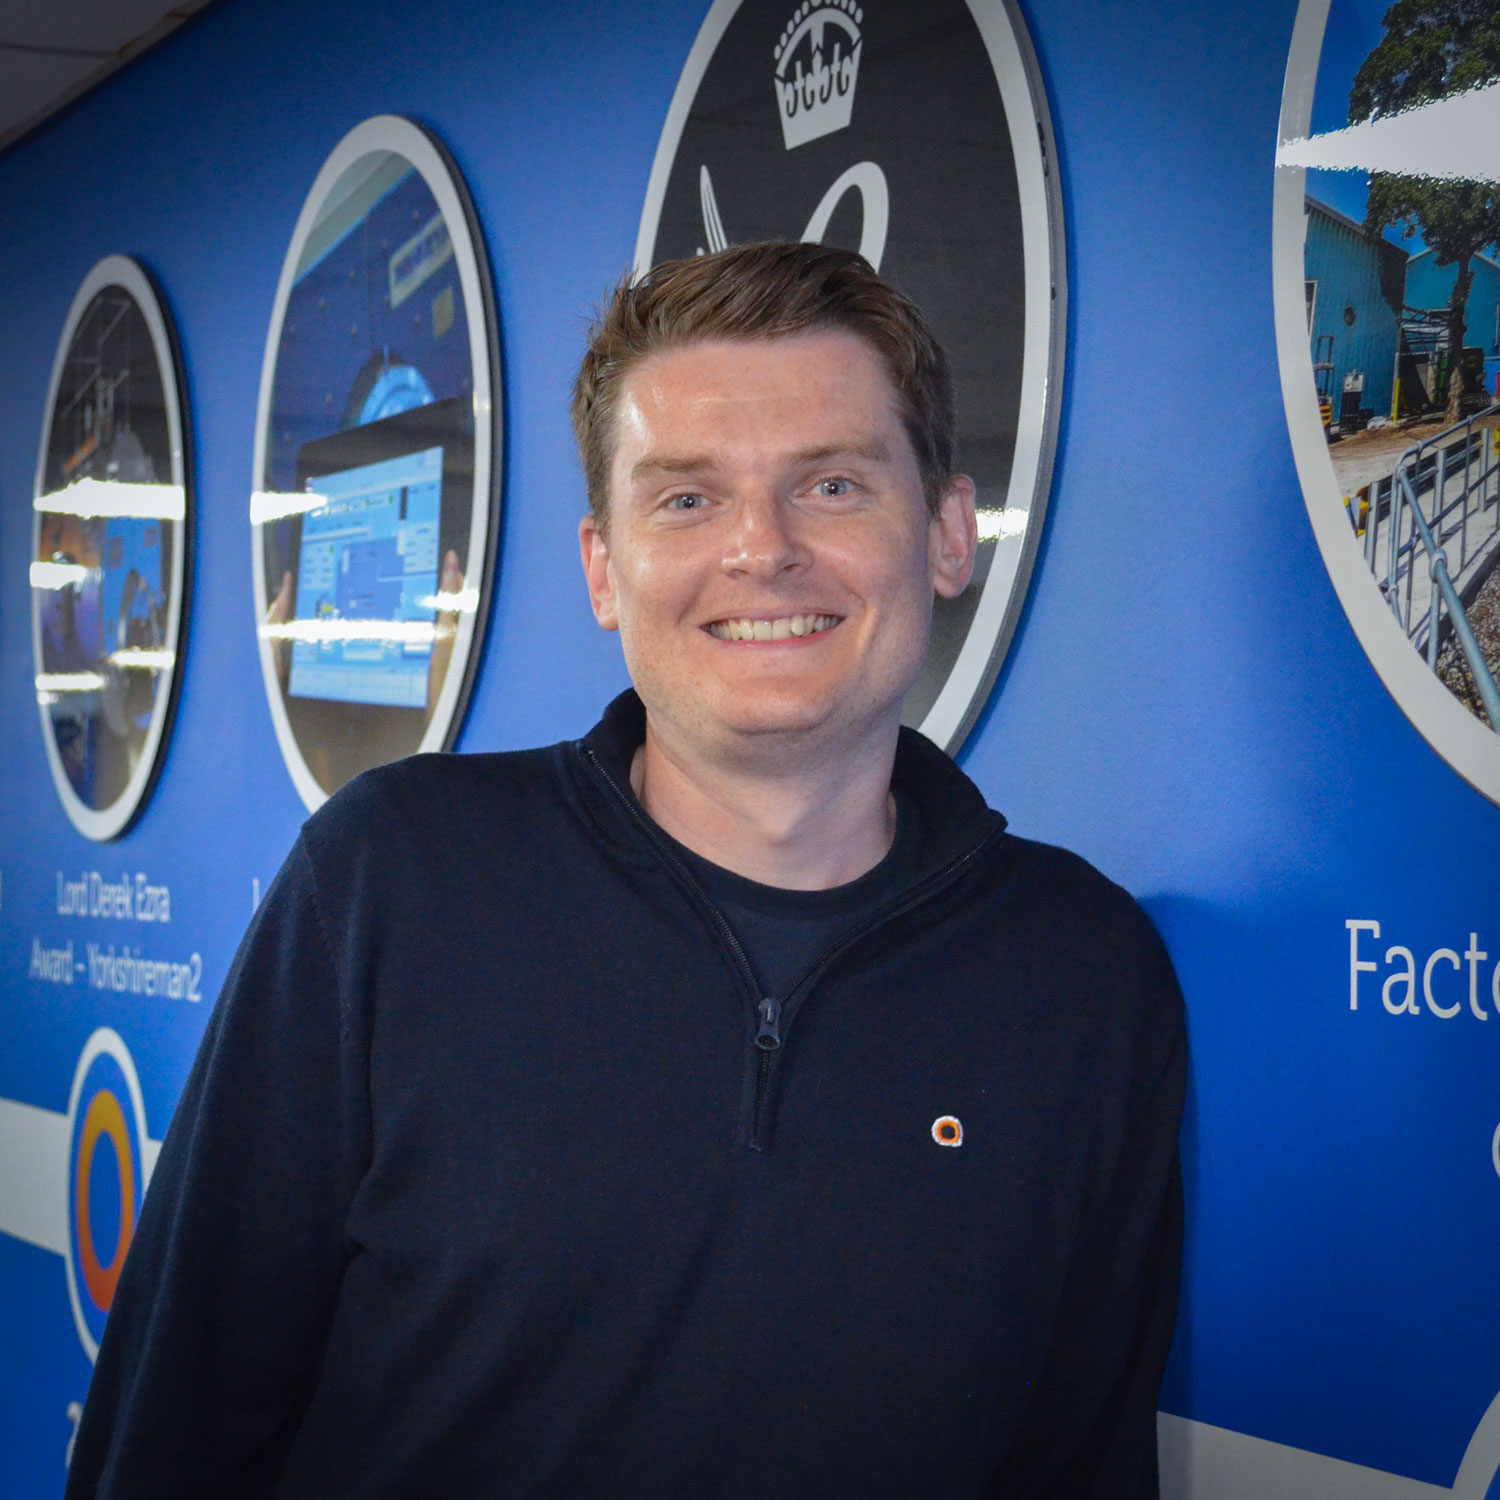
[705, 613, 842, 642]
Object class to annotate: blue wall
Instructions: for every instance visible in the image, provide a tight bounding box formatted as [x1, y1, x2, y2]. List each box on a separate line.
[2, 0, 1499, 1494]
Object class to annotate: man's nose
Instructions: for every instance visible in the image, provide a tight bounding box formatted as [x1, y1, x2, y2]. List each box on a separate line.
[721, 491, 808, 578]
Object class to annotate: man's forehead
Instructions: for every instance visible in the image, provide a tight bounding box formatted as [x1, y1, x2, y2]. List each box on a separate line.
[612, 332, 905, 463]
[626, 328, 890, 389]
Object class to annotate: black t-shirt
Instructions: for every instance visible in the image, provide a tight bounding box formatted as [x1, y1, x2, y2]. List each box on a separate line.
[666, 791, 920, 1001]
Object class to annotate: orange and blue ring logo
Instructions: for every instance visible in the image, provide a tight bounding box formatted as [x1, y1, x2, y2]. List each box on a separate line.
[65, 1029, 148, 1361]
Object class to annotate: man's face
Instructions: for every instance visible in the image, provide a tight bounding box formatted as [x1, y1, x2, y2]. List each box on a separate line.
[579, 330, 976, 758]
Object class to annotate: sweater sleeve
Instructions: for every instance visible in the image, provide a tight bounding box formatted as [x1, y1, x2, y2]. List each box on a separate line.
[64, 833, 369, 1500]
[989, 934, 1188, 1500]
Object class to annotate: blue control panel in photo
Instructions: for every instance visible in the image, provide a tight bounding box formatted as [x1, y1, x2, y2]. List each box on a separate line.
[288, 444, 443, 708]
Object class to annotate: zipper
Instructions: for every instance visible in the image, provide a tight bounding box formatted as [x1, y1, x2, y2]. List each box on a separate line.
[753, 997, 783, 1147]
[756, 996, 784, 1049]
[584, 745, 1001, 1151]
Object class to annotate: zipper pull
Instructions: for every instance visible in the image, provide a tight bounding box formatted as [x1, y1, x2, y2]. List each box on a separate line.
[755, 996, 783, 1051]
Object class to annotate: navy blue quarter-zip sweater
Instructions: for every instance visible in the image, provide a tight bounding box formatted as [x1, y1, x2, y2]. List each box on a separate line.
[68, 692, 1186, 1500]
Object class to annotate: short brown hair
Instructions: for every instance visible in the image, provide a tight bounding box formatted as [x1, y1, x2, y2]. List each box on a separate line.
[571, 241, 956, 530]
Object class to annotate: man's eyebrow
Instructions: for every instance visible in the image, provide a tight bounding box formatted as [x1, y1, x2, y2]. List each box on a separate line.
[628, 438, 892, 484]
[785, 438, 892, 467]
[629, 453, 719, 482]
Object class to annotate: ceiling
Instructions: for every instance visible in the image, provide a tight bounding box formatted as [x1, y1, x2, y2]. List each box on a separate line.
[0, 0, 216, 155]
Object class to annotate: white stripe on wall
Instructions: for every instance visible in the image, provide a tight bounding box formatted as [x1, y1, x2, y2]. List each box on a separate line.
[1160, 1412, 1475, 1499]
[0, 1098, 160, 1259]
[0, 1097, 69, 1255]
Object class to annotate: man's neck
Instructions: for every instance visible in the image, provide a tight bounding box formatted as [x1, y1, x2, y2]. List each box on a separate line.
[631, 715, 899, 891]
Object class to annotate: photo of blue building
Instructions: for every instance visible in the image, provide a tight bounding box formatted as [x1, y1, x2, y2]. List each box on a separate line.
[1404, 245, 1500, 401]
[1303, 195, 1404, 428]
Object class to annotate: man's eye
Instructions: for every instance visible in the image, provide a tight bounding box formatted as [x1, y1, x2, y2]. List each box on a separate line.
[813, 478, 853, 498]
[666, 492, 708, 511]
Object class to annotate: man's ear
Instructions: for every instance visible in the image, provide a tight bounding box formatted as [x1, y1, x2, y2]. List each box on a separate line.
[579, 513, 620, 631]
[929, 475, 978, 599]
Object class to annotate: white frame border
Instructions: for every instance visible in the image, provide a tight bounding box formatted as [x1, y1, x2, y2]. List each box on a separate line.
[31, 255, 190, 841]
[634, 0, 1067, 753]
[1274, 0, 1500, 804]
[251, 114, 498, 813]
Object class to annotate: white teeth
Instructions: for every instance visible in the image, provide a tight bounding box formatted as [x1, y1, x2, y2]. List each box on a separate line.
[708, 613, 840, 640]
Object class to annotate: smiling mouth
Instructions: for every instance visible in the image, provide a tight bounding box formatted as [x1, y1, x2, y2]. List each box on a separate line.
[705, 613, 842, 642]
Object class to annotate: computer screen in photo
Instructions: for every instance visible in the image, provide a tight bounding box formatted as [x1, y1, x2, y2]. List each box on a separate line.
[288, 443, 443, 708]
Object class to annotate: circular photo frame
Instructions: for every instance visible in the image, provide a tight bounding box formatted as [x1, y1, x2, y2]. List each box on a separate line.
[252, 115, 500, 811]
[636, 0, 1066, 753]
[1275, 0, 1500, 803]
[32, 255, 191, 841]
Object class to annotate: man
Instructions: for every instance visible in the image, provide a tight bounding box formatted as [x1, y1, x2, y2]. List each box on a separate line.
[69, 242, 1185, 1498]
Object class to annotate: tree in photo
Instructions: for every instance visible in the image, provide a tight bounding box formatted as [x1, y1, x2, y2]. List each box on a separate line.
[1351, 0, 1500, 423]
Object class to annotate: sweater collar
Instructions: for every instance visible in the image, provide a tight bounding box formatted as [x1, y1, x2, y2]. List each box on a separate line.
[579, 689, 1005, 879]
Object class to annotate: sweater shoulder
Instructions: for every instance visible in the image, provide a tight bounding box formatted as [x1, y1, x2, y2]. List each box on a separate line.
[985, 832, 1185, 1035]
[997, 833, 1152, 929]
[299, 743, 577, 868]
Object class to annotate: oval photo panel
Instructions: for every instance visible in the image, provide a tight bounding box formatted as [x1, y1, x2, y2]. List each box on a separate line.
[1275, 0, 1500, 802]
[252, 115, 500, 811]
[637, 0, 1065, 750]
[32, 255, 190, 841]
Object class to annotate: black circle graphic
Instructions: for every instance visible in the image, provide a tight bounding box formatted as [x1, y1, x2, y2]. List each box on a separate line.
[638, 0, 1064, 747]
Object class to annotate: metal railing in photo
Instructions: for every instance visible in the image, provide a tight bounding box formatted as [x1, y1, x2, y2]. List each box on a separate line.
[1359, 404, 1500, 727]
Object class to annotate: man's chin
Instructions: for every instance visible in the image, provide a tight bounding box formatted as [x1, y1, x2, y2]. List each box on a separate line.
[696, 685, 870, 746]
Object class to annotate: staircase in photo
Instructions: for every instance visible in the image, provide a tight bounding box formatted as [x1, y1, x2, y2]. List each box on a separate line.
[1355, 405, 1500, 727]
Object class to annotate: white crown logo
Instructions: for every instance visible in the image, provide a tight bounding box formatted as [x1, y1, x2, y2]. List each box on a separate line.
[773, 0, 863, 151]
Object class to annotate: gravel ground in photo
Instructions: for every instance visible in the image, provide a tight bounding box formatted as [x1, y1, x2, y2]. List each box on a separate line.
[1437, 560, 1500, 728]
